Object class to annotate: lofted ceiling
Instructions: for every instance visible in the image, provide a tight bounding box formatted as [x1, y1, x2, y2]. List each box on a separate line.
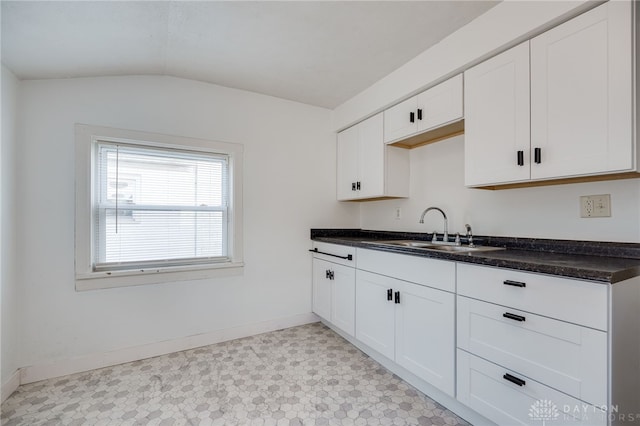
[1, 1, 499, 108]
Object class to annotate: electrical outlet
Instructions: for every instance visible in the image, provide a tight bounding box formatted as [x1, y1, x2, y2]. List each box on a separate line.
[580, 194, 611, 218]
[394, 208, 401, 220]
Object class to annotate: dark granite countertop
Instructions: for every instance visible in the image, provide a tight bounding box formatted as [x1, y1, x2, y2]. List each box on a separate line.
[311, 229, 640, 284]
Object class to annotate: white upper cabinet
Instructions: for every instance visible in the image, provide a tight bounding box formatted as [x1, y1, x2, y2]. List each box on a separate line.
[530, 1, 633, 180]
[416, 74, 463, 134]
[336, 124, 360, 201]
[465, 1, 634, 187]
[464, 42, 531, 186]
[357, 113, 386, 199]
[336, 113, 409, 201]
[383, 97, 419, 144]
[384, 75, 463, 145]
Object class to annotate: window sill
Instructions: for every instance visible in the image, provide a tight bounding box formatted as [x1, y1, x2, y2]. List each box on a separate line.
[75, 261, 244, 291]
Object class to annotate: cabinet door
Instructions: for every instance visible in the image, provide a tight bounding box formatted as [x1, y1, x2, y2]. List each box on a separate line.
[383, 97, 418, 143]
[395, 281, 455, 396]
[416, 74, 463, 133]
[355, 270, 395, 360]
[312, 258, 332, 321]
[336, 125, 359, 201]
[331, 263, 356, 337]
[357, 113, 385, 198]
[464, 42, 531, 186]
[530, 1, 633, 179]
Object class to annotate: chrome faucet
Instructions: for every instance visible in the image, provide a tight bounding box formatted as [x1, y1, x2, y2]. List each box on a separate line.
[419, 207, 448, 242]
[465, 223, 474, 247]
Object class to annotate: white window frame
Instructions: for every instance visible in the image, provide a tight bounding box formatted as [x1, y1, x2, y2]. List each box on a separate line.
[75, 124, 244, 291]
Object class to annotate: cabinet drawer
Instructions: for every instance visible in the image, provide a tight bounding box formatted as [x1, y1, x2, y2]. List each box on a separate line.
[457, 350, 607, 426]
[458, 296, 607, 406]
[311, 242, 356, 267]
[457, 263, 607, 331]
[356, 248, 455, 292]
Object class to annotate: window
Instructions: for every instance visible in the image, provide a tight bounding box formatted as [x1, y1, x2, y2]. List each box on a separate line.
[76, 125, 243, 290]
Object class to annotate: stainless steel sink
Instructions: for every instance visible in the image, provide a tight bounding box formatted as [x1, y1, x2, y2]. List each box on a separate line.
[370, 240, 505, 254]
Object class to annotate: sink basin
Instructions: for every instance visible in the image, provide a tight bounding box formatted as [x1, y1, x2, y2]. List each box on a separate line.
[370, 240, 505, 254]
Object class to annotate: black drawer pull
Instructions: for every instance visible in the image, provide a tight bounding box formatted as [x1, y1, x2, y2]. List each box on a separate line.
[503, 312, 526, 322]
[503, 280, 526, 288]
[387, 288, 393, 301]
[309, 248, 353, 261]
[503, 373, 526, 387]
[409, 112, 415, 123]
[417, 109, 423, 120]
[517, 150, 524, 166]
[394, 291, 400, 304]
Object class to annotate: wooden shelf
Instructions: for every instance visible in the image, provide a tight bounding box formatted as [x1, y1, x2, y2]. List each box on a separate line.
[474, 171, 640, 190]
[387, 120, 464, 149]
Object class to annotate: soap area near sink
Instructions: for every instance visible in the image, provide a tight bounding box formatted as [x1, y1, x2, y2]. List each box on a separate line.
[368, 206, 505, 254]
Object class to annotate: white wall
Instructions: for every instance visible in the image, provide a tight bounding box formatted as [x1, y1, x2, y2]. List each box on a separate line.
[1, 66, 20, 387]
[361, 136, 640, 242]
[15, 75, 359, 371]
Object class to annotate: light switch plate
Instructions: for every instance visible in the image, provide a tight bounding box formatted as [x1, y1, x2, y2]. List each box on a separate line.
[580, 194, 611, 218]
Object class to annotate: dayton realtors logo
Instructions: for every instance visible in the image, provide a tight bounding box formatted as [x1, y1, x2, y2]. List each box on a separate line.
[529, 399, 560, 425]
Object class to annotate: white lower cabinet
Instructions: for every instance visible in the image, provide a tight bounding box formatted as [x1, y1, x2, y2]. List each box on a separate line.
[395, 279, 455, 396]
[355, 269, 455, 396]
[312, 258, 333, 321]
[457, 296, 607, 406]
[354, 269, 395, 359]
[330, 263, 356, 336]
[457, 350, 607, 426]
[312, 243, 639, 425]
[456, 263, 616, 426]
[311, 243, 356, 337]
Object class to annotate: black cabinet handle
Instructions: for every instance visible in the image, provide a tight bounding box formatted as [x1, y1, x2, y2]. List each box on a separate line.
[387, 288, 393, 301]
[309, 248, 353, 261]
[325, 270, 331, 279]
[517, 150, 524, 166]
[503, 280, 526, 288]
[534, 147, 542, 164]
[351, 182, 356, 191]
[394, 291, 400, 304]
[409, 112, 415, 123]
[417, 109, 423, 120]
[503, 312, 526, 322]
[356, 181, 361, 191]
[503, 373, 526, 387]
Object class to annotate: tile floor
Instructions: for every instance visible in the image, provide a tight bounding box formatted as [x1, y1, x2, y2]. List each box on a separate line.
[1, 322, 470, 426]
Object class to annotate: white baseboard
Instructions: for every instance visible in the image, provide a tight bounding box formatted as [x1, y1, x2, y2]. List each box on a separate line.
[20, 313, 319, 385]
[1, 369, 21, 403]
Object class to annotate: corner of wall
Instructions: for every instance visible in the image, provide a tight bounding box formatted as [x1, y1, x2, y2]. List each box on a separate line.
[1, 65, 22, 392]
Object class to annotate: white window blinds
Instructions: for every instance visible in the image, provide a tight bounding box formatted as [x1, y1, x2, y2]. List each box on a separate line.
[93, 141, 229, 271]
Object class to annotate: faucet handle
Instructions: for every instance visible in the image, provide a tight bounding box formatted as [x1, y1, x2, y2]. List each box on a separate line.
[454, 233, 461, 246]
[464, 224, 475, 247]
[431, 231, 438, 243]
